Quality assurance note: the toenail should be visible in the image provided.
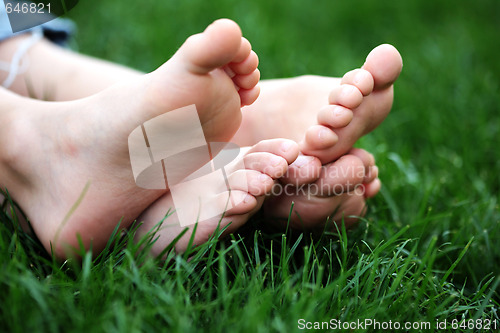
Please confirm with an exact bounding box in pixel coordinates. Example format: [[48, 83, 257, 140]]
[[244, 193, 254, 203], [318, 128, 332, 140], [353, 70, 367, 85], [342, 85, 356, 97], [369, 153, 376, 165], [271, 156, 283, 167], [281, 141, 294, 152], [332, 106, 347, 117], [259, 173, 269, 182], [293, 155, 315, 168]]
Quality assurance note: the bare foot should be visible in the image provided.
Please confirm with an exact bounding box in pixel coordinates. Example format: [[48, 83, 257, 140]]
[[233, 44, 403, 164], [265, 148, 380, 230], [0, 19, 260, 258], [259, 45, 402, 229], [299, 44, 402, 164], [135, 139, 299, 254]]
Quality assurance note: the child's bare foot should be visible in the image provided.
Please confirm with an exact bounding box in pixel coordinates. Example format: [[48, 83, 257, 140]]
[[298, 44, 402, 164], [233, 44, 403, 164], [0, 19, 260, 258], [259, 45, 402, 229], [265, 148, 380, 229], [135, 139, 299, 254]]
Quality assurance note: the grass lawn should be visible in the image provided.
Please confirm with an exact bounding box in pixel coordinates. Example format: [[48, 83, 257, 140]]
[[1, 0, 499, 332]]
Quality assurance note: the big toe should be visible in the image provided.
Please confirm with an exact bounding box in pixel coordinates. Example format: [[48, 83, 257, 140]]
[[348, 148, 376, 183], [315, 154, 366, 197], [178, 19, 243, 74], [362, 44, 403, 90]]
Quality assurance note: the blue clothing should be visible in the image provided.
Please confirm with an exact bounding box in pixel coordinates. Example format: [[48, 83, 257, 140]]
[[0, 4, 74, 45]]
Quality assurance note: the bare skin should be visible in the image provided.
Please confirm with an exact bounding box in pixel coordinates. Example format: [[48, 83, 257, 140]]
[[0, 26, 402, 256], [0, 19, 260, 258], [261, 45, 403, 229], [233, 44, 402, 162], [136, 46, 402, 252], [135, 139, 299, 254], [265, 148, 381, 230]]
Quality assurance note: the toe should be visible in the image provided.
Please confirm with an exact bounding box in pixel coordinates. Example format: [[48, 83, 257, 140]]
[[364, 165, 379, 183], [242, 152, 288, 178], [317, 105, 353, 129], [348, 148, 376, 182], [348, 148, 375, 166], [363, 178, 381, 198], [328, 84, 364, 109], [340, 69, 374, 96], [230, 50, 259, 75], [227, 170, 274, 197], [280, 155, 322, 186], [330, 193, 367, 228], [233, 69, 260, 90], [179, 19, 243, 74], [239, 86, 260, 106], [223, 190, 257, 215], [232, 37, 253, 63], [303, 125, 338, 150], [315, 154, 365, 196], [246, 139, 299, 165], [362, 44, 403, 90], [210, 189, 257, 218]]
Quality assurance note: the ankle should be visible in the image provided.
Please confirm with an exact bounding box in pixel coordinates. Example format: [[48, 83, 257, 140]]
[[0, 93, 37, 175]]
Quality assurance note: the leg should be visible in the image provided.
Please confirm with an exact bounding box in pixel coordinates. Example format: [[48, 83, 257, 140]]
[[0, 34, 142, 100]]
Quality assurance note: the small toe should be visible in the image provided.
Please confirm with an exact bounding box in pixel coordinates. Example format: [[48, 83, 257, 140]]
[[340, 68, 374, 96], [239, 86, 260, 106], [230, 50, 259, 75], [219, 190, 258, 215], [233, 69, 260, 90], [317, 105, 354, 129], [246, 139, 299, 165], [328, 84, 364, 109], [364, 165, 379, 183], [303, 125, 338, 151], [280, 155, 322, 186], [227, 170, 274, 197], [231, 37, 252, 63], [363, 178, 381, 198], [348, 148, 376, 181], [242, 152, 288, 178]]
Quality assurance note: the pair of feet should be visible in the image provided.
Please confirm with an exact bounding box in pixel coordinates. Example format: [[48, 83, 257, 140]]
[[0, 19, 402, 258]]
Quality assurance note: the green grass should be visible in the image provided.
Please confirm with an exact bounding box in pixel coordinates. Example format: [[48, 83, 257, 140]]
[[1, 0, 500, 332]]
